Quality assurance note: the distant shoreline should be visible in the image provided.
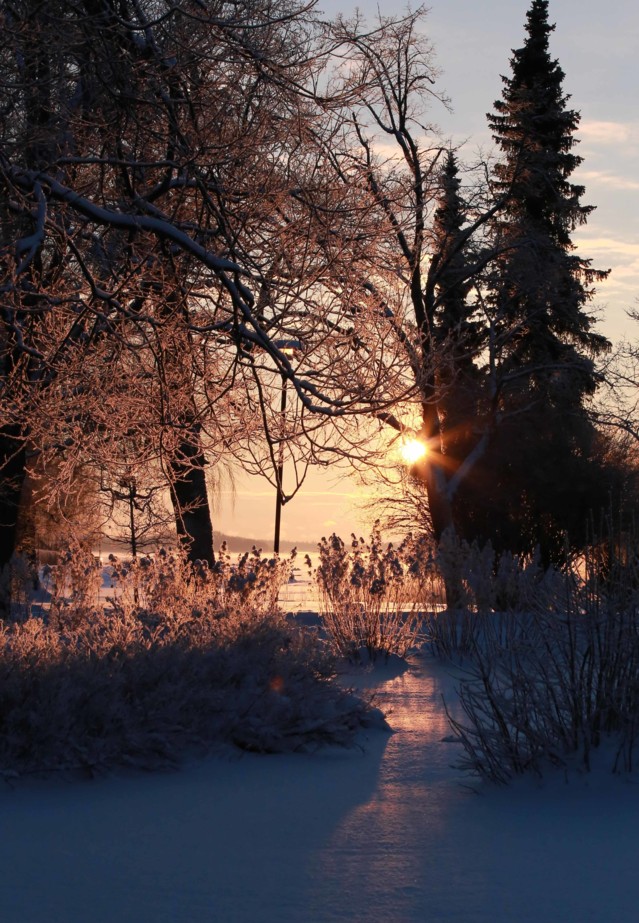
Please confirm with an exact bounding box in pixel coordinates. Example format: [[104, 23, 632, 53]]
[[92, 531, 317, 557], [215, 532, 317, 555]]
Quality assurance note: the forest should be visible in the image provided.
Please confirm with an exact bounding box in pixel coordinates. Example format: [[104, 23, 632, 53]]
[[1, 0, 639, 782]]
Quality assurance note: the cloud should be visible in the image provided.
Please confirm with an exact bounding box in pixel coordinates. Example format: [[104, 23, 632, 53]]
[[577, 236, 639, 258], [573, 234, 639, 309], [578, 170, 639, 192], [578, 120, 639, 146]]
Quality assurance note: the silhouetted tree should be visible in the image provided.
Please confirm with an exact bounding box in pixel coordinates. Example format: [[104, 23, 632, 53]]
[[429, 151, 483, 474], [467, 0, 611, 560], [324, 10, 504, 546], [326, 5, 612, 567]]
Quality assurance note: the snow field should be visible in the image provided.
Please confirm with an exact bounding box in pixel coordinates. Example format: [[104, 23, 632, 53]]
[[2, 656, 639, 923]]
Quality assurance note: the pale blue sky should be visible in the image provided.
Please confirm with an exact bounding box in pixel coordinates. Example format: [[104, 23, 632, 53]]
[[218, 0, 639, 547], [318, 0, 639, 339], [426, 0, 639, 338]]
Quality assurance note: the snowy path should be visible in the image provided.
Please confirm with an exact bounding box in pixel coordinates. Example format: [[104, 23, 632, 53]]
[[2, 657, 639, 923]]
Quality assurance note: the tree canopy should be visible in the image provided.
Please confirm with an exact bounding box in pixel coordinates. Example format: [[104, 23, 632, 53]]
[[0, 0, 622, 579]]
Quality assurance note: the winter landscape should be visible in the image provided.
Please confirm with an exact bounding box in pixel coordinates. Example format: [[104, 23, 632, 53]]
[[1, 0, 639, 920]]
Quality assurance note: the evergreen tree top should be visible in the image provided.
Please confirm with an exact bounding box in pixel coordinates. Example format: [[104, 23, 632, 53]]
[[510, 0, 563, 92], [522, 0, 554, 62], [433, 151, 464, 237], [487, 0, 586, 231], [485, 0, 609, 375], [491, 0, 566, 120]]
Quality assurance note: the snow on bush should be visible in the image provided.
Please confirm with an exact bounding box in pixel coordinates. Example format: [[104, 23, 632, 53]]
[[446, 533, 639, 781], [0, 549, 382, 779], [41, 543, 294, 626], [310, 526, 439, 661], [427, 530, 556, 657], [309, 524, 555, 663]]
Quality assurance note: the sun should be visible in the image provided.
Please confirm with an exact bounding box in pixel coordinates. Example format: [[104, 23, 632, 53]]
[[399, 437, 428, 465]]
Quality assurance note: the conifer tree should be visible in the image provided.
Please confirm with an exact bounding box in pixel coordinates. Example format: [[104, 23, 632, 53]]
[[473, 0, 611, 560], [430, 151, 482, 469]]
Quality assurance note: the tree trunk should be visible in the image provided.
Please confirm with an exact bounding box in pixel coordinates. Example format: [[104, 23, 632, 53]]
[[416, 455, 452, 541], [0, 428, 27, 567], [412, 407, 465, 610], [167, 424, 215, 566], [413, 401, 455, 541]]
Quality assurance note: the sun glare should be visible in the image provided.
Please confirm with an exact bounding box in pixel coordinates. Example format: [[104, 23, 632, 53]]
[[399, 438, 428, 465]]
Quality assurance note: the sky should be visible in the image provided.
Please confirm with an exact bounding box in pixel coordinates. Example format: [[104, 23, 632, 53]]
[[216, 0, 639, 549]]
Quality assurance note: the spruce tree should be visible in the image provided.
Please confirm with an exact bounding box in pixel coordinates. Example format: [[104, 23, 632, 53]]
[[430, 151, 482, 469], [473, 0, 610, 560]]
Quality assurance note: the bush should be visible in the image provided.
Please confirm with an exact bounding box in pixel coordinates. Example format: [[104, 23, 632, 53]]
[[310, 526, 439, 661], [44, 544, 105, 628], [445, 538, 639, 782], [37, 543, 294, 629], [309, 526, 563, 663], [0, 550, 381, 779], [426, 530, 554, 658]]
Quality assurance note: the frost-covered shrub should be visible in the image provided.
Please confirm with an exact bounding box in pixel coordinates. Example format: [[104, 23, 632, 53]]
[[426, 531, 551, 657], [0, 603, 381, 779], [435, 529, 550, 612], [446, 546, 639, 782], [0, 546, 382, 778], [310, 526, 437, 661], [214, 543, 294, 612], [43, 543, 104, 628], [311, 525, 555, 661], [37, 544, 293, 630], [434, 528, 474, 610]]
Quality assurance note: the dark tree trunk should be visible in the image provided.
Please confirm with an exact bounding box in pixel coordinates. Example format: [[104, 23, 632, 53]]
[[168, 424, 215, 566], [412, 406, 465, 610], [414, 403, 454, 541], [419, 458, 453, 541], [0, 428, 27, 604]]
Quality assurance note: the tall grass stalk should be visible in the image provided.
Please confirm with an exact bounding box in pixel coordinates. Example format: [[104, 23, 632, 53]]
[[311, 528, 441, 661]]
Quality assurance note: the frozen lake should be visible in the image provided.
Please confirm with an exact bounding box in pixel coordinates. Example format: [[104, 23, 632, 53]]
[[2, 655, 638, 922]]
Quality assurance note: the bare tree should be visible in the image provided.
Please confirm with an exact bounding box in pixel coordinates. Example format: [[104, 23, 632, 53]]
[[0, 0, 419, 583], [315, 9, 493, 540]]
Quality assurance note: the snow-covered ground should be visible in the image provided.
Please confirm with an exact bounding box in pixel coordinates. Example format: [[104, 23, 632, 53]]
[[2, 654, 638, 923]]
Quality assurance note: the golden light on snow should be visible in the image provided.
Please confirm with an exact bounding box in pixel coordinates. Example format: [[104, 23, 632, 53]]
[[399, 437, 428, 465]]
